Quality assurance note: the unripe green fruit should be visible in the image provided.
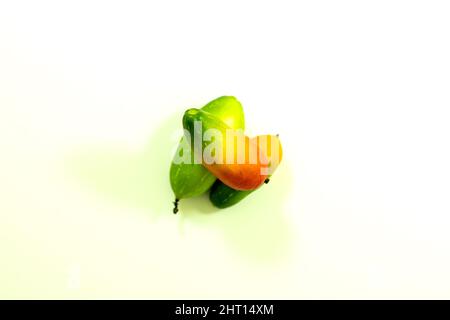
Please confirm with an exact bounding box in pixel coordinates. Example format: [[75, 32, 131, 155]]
[[170, 96, 245, 213]]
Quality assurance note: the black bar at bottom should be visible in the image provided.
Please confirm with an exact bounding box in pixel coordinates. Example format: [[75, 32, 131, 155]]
[[0, 300, 447, 318]]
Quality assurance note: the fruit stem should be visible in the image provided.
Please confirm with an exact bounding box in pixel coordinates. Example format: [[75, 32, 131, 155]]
[[264, 178, 270, 184], [173, 198, 179, 214]]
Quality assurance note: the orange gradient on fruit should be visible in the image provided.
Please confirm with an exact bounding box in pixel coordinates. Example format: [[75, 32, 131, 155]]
[[203, 134, 269, 191]]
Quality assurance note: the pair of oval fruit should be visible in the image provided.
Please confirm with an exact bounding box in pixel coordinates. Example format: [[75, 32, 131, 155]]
[[169, 96, 283, 213]]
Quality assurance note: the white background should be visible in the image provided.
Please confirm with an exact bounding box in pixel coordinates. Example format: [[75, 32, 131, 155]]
[[1, 0, 450, 298]]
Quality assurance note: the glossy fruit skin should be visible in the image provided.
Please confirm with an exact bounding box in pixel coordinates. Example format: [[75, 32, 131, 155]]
[[170, 96, 244, 200], [170, 143, 217, 199], [202, 96, 245, 129], [209, 181, 254, 209], [209, 135, 283, 208], [183, 109, 268, 191]]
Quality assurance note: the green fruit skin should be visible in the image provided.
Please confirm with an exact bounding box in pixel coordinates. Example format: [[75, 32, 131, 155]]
[[202, 96, 245, 130], [182, 108, 232, 147], [209, 180, 255, 209], [170, 139, 217, 199], [170, 96, 244, 200]]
